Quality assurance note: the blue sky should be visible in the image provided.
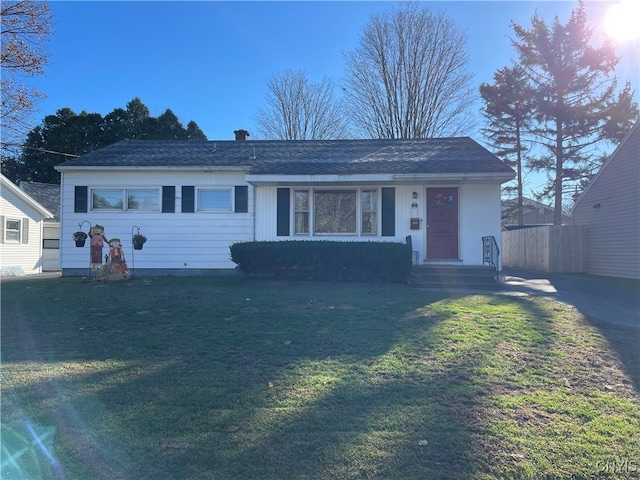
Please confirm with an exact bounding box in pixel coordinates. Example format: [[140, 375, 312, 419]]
[[33, 1, 638, 137], [31, 1, 639, 194]]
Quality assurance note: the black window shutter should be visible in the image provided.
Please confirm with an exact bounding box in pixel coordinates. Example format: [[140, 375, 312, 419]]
[[182, 186, 195, 213], [235, 186, 248, 213], [162, 186, 175, 213], [381, 187, 395, 237], [74, 186, 88, 213], [276, 188, 290, 236]]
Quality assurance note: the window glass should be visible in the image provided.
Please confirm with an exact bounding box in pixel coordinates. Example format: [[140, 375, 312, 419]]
[[92, 189, 124, 210], [314, 190, 357, 234], [127, 189, 159, 211], [43, 239, 60, 249], [198, 189, 232, 211], [5, 219, 20, 242], [294, 190, 309, 234], [361, 189, 377, 234]]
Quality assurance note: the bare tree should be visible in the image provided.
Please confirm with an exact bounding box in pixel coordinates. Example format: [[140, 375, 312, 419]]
[[343, 2, 475, 139], [255, 69, 349, 140], [1, 1, 53, 152]]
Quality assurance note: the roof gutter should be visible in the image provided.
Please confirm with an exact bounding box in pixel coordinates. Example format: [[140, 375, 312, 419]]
[[246, 172, 515, 186], [392, 172, 515, 184], [55, 165, 250, 172]]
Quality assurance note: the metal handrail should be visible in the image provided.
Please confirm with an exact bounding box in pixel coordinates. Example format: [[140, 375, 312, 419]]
[[482, 235, 500, 271]]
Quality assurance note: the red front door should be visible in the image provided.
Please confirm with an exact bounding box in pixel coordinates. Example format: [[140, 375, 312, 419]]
[[426, 188, 459, 259]]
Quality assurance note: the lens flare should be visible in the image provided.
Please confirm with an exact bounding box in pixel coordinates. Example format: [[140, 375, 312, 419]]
[[604, 0, 640, 42]]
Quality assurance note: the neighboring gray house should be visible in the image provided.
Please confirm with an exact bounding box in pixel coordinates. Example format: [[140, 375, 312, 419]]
[[19, 181, 61, 271], [501, 196, 572, 227], [572, 122, 639, 279], [55, 135, 515, 276]]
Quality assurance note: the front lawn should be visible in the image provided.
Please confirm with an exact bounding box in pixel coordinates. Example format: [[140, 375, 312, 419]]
[[2, 277, 638, 479]]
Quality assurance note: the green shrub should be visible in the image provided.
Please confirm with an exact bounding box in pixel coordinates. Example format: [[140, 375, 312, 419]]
[[230, 240, 412, 283]]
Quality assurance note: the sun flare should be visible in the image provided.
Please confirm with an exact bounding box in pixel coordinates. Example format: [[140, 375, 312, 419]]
[[604, 0, 640, 42]]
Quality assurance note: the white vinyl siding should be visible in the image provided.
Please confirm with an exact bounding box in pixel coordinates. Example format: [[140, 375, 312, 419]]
[[0, 189, 45, 275], [60, 171, 507, 273], [255, 183, 503, 268], [60, 171, 253, 271]]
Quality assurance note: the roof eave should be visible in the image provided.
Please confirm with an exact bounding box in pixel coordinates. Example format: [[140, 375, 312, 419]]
[[246, 172, 515, 186], [55, 165, 250, 172], [1, 175, 55, 219]]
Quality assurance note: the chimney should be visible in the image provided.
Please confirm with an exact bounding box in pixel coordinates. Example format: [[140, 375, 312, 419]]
[[234, 129, 250, 141]]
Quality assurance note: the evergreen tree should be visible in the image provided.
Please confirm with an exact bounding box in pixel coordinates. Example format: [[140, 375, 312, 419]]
[[186, 121, 207, 140], [1, 98, 208, 184], [512, 0, 638, 224], [480, 66, 534, 225]]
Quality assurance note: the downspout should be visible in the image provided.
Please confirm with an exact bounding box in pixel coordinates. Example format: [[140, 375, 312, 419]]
[[59, 173, 65, 274], [252, 184, 256, 241]]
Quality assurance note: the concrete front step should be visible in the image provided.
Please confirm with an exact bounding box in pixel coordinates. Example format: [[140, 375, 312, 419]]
[[408, 265, 499, 289]]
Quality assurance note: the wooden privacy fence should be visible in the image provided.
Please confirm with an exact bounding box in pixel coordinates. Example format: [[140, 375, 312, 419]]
[[501, 225, 587, 273]]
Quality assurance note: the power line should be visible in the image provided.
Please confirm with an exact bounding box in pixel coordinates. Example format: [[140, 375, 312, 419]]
[[21, 146, 80, 158], [1, 144, 80, 158]]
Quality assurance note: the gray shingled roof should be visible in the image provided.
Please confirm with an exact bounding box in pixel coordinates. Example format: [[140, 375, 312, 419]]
[[57, 138, 514, 176], [19, 181, 60, 221]]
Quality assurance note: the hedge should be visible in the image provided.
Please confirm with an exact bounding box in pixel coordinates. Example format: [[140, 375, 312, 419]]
[[230, 240, 412, 283]]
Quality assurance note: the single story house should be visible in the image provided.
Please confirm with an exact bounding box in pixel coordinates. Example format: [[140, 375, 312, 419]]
[[55, 132, 515, 276], [19, 181, 61, 271], [501, 196, 572, 227], [572, 122, 639, 280], [0, 174, 54, 276]]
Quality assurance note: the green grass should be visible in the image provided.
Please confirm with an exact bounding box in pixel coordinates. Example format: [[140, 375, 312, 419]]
[[2, 276, 639, 479]]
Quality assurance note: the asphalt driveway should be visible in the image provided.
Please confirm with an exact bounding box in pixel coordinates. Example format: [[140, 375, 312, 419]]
[[502, 268, 640, 328]]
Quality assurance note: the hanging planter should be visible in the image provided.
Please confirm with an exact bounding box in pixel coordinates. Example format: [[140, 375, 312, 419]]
[[132, 233, 147, 250], [72, 231, 88, 247]]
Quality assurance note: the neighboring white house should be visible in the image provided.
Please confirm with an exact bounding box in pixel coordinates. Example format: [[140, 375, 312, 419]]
[[55, 133, 515, 276], [572, 122, 639, 280], [1, 174, 54, 276]]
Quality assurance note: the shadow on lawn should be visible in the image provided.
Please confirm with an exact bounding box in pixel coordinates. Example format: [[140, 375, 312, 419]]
[[504, 268, 640, 390], [0, 279, 570, 479]]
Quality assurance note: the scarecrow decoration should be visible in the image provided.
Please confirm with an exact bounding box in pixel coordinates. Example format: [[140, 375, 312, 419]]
[[88, 225, 108, 271], [101, 238, 130, 281]]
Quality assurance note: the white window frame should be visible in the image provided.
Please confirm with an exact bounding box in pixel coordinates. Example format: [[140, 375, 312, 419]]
[[4, 218, 21, 243], [313, 188, 358, 235], [293, 187, 380, 237], [91, 188, 160, 212], [127, 189, 161, 211], [294, 189, 310, 235], [361, 189, 378, 235], [197, 188, 233, 212]]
